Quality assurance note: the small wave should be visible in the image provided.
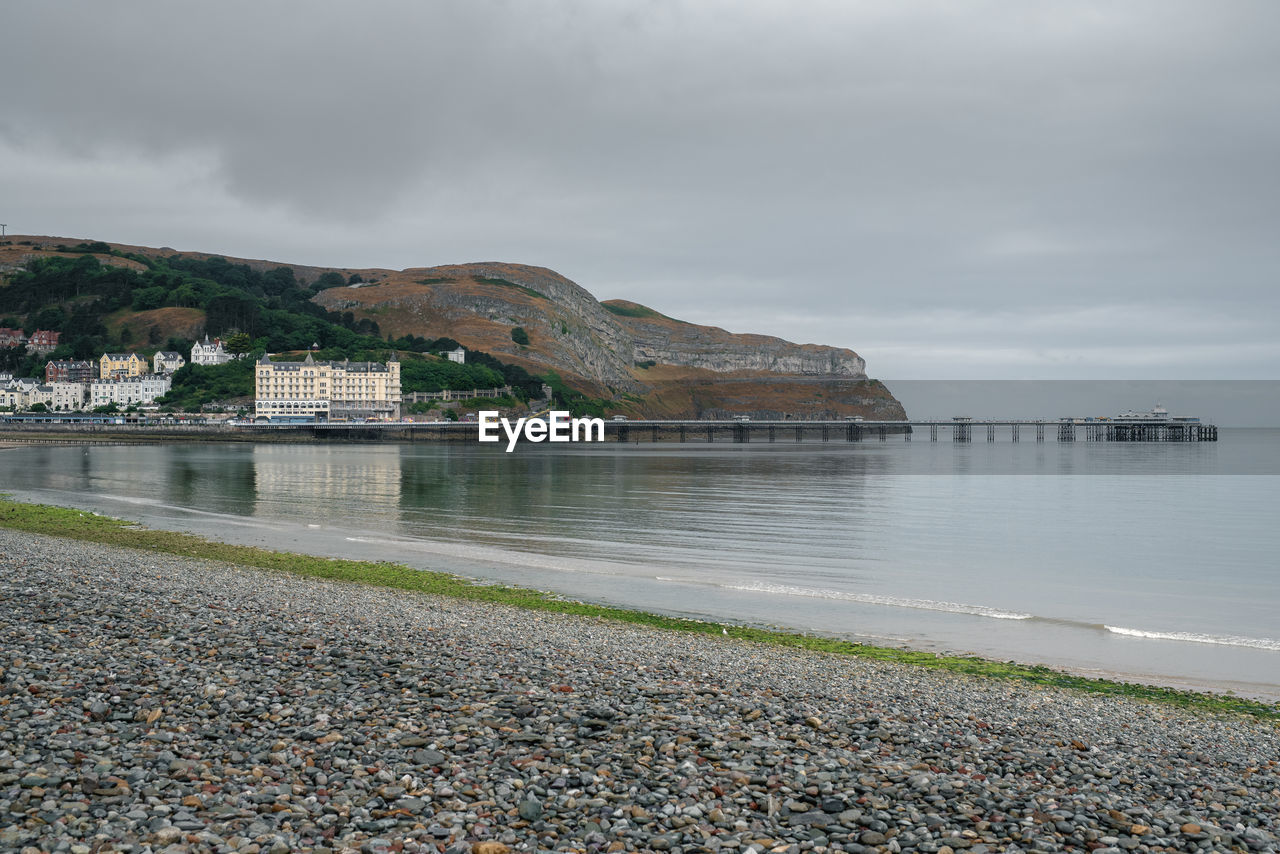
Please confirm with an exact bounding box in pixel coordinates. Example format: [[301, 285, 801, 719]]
[[343, 535, 624, 577], [89, 493, 164, 506], [722, 581, 1033, 620], [1105, 626, 1280, 651]]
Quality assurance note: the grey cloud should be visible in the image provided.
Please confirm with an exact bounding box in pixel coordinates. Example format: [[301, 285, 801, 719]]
[[3, 1, 1279, 379]]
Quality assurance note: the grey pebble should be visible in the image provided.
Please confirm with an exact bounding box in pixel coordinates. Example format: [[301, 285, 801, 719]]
[[1, 528, 1277, 854]]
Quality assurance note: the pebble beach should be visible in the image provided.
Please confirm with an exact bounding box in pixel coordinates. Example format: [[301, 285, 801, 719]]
[[1, 529, 1277, 854]]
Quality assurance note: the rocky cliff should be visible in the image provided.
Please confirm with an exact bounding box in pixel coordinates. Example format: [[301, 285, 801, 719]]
[[336, 263, 644, 391], [606, 300, 866, 377], [313, 262, 902, 419]]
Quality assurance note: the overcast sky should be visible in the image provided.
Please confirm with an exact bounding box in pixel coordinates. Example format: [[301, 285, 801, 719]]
[[3, 1, 1278, 380]]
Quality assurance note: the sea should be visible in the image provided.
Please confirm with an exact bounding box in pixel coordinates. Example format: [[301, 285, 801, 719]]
[[3, 430, 1277, 700]]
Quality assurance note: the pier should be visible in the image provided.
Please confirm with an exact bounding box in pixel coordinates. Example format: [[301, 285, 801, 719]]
[[579, 418, 1219, 444], [264, 417, 1219, 443], [0, 417, 1218, 444]]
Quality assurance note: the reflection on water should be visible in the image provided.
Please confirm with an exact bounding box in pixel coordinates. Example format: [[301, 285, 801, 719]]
[[3, 435, 1278, 698], [252, 445, 403, 524]]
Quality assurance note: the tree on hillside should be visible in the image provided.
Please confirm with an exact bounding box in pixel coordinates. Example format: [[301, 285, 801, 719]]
[[312, 272, 346, 291], [511, 326, 530, 346], [224, 331, 253, 357], [165, 336, 192, 356], [169, 283, 200, 307], [131, 286, 168, 311], [262, 266, 297, 296], [31, 306, 67, 331], [205, 294, 259, 337], [0, 346, 28, 372]]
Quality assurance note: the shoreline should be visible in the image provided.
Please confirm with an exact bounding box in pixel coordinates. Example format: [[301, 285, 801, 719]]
[[1, 524, 1277, 853], [1, 495, 1276, 721], [5, 485, 1280, 708]]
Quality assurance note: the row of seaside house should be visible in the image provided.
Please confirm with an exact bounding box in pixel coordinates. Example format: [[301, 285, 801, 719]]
[[0, 373, 172, 411], [0, 336, 238, 411]]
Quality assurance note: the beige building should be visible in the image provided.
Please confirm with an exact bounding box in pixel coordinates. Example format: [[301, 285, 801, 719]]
[[255, 353, 401, 421], [100, 352, 148, 379], [0, 379, 38, 410]]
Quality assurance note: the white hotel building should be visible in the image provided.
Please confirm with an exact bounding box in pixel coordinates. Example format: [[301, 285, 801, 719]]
[[255, 353, 401, 420]]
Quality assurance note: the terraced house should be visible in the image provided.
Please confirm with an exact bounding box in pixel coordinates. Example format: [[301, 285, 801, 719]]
[[30, 382, 88, 411], [89, 375, 171, 409], [255, 353, 401, 421], [45, 359, 95, 383]]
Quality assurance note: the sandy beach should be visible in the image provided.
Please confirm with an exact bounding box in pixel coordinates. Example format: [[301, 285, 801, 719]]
[[1, 528, 1277, 853]]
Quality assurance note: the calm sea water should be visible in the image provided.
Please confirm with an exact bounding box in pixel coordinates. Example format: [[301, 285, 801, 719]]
[[3, 430, 1278, 699]]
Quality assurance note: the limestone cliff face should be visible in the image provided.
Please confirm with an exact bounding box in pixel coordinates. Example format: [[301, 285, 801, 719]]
[[606, 300, 866, 377]]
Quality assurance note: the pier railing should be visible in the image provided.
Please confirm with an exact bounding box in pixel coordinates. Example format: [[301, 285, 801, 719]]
[[264, 418, 1220, 443], [0, 418, 1218, 443]]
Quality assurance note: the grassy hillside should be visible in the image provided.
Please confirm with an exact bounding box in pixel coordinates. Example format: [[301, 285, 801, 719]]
[[0, 240, 551, 408]]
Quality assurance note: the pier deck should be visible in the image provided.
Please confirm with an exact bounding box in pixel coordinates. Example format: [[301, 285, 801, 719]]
[[274, 418, 1220, 443], [0, 418, 1219, 444]]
